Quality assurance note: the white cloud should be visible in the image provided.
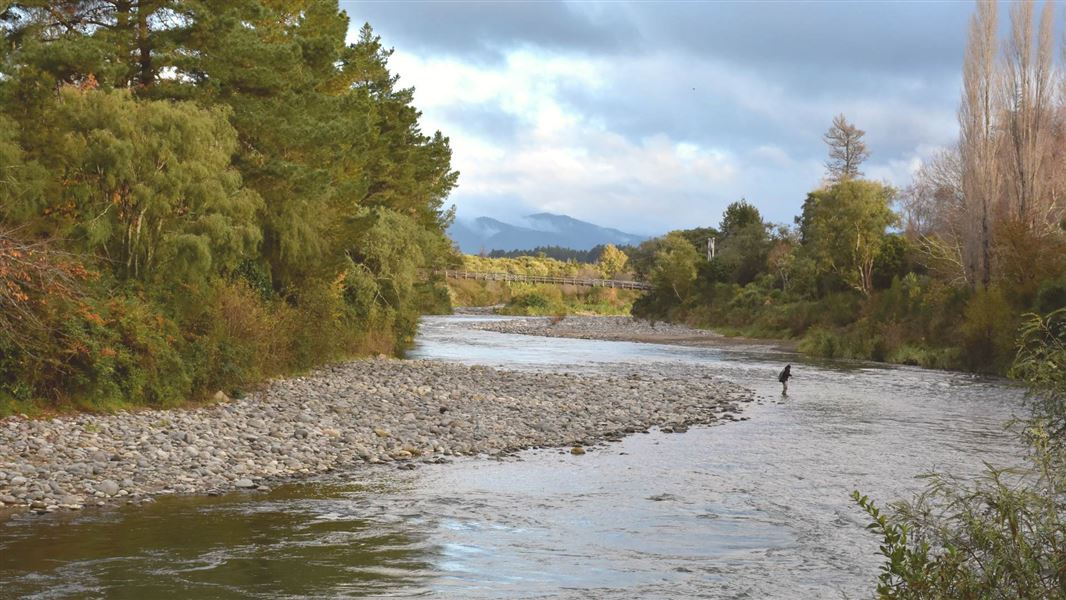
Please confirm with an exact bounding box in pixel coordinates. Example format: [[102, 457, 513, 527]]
[[386, 41, 959, 235]]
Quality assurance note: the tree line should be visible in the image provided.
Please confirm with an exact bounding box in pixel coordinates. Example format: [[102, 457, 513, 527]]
[[0, 1, 458, 413], [484, 244, 634, 265], [631, 0, 1065, 376]]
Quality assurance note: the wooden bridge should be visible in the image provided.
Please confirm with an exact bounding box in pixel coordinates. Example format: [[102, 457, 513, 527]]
[[438, 270, 652, 291]]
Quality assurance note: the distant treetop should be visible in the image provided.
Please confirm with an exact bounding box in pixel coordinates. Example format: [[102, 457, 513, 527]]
[[823, 113, 869, 184]]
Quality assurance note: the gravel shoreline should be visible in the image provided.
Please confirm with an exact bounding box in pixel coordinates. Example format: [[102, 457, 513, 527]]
[[472, 315, 716, 339], [472, 315, 797, 350], [0, 358, 751, 517]]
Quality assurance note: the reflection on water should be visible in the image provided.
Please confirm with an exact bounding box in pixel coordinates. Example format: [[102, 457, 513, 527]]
[[0, 316, 1025, 599], [0, 483, 436, 599]]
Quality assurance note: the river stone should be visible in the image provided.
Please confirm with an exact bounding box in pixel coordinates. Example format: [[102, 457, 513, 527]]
[[234, 479, 256, 489], [96, 480, 120, 496]]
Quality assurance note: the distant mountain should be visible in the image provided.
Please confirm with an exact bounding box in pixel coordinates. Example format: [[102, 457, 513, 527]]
[[448, 213, 649, 254]]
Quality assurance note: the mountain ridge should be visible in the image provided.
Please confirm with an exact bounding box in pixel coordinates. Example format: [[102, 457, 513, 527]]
[[448, 213, 649, 254]]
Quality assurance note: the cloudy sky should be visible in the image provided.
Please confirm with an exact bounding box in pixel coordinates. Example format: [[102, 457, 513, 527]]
[[340, 1, 975, 236]]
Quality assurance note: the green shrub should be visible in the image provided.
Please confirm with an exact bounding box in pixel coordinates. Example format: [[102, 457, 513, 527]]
[[501, 285, 562, 315], [1034, 277, 1066, 315], [960, 287, 1018, 373], [414, 281, 453, 315], [889, 344, 960, 370], [800, 327, 844, 358], [53, 294, 192, 411]]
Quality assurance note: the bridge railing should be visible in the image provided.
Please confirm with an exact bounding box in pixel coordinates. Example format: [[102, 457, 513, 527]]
[[437, 270, 652, 290]]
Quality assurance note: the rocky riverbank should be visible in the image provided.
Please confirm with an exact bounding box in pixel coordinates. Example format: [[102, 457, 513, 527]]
[[472, 315, 713, 339], [0, 358, 751, 517], [472, 316, 797, 351]]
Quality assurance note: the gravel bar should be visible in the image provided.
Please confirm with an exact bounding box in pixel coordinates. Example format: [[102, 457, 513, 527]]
[[473, 316, 721, 340], [0, 358, 751, 516], [473, 316, 797, 351]]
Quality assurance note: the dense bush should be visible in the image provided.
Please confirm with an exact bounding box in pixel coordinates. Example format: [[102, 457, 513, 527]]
[[493, 283, 636, 317], [461, 254, 588, 277], [0, 5, 459, 414]]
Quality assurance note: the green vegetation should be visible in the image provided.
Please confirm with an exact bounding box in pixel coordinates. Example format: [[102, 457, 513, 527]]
[[447, 252, 639, 316], [461, 254, 585, 277], [597, 244, 629, 279], [486, 244, 632, 263], [497, 284, 637, 317], [0, 3, 457, 415]]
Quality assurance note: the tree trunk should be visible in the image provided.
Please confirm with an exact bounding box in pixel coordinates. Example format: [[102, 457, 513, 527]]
[[136, 1, 153, 88]]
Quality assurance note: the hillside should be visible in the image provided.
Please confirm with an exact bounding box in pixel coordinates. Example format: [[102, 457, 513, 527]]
[[449, 213, 648, 253]]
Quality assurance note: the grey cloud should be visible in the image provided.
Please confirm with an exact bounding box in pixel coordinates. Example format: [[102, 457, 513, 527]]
[[636, 2, 969, 78], [343, 0, 640, 62], [347, 1, 970, 77], [557, 57, 959, 164]]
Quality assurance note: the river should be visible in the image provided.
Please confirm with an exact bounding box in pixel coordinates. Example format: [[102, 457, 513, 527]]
[[0, 315, 1024, 599]]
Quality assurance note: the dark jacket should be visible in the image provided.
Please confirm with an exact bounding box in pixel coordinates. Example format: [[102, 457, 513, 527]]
[[778, 365, 792, 383]]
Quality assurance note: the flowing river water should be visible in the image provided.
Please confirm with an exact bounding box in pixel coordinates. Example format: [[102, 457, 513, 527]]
[[0, 315, 1025, 599]]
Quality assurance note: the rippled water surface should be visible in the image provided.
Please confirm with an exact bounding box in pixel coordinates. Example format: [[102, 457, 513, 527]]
[[0, 316, 1025, 599]]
